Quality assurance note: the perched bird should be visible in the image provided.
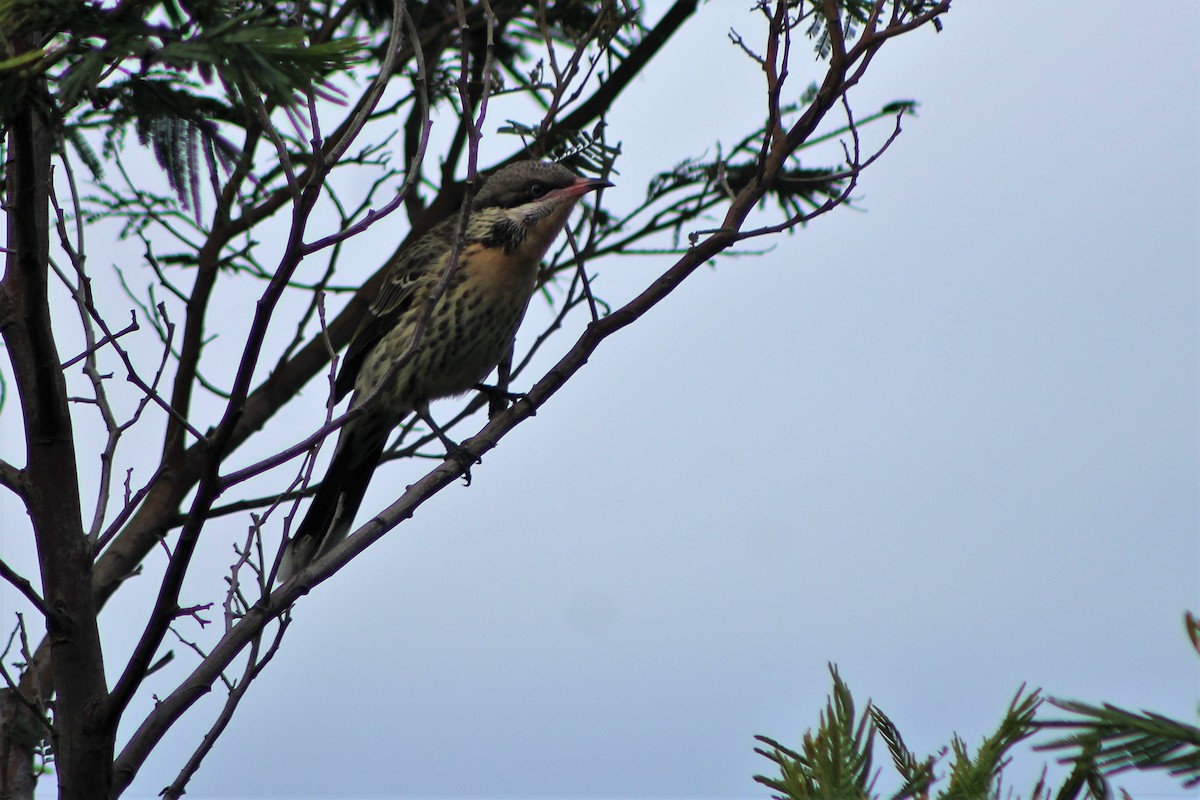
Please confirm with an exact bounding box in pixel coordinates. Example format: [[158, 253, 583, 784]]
[[280, 161, 610, 579]]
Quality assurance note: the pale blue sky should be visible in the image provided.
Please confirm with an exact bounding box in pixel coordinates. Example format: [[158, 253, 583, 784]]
[[2, 1, 1196, 798]]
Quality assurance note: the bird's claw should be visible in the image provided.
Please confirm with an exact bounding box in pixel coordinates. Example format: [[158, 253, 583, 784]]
[[447, 442, 482, 485], [475, 383, 527, 403], [474, 382, 532, 417]]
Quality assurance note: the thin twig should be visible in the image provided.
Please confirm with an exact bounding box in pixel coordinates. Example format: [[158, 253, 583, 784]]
[[159, 619, 289, 800], [0, 561, 48, 617], [60, 317, 140, 369], [0, 619, 53, 736]]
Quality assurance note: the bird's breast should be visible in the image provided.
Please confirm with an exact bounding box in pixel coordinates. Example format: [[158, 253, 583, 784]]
[[459, 241, 540, 295]]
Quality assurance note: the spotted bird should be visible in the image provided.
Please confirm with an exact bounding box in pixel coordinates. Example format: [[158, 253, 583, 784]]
[[280, 161, 611, 578]]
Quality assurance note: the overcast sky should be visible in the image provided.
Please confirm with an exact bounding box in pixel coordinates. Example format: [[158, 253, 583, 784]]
[[2, 1, 1197, 798]]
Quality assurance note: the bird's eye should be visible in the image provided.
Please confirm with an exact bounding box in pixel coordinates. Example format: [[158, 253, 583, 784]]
[[528, 183, 547, 199]]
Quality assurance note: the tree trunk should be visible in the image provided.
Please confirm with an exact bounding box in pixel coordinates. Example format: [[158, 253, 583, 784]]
[[1, 80, 114, 800], [0, 690, 37, 800]]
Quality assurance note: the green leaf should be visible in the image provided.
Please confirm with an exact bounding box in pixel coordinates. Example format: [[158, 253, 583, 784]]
[[869, 705, 936, 800], [753, 665, 878, 800], [940, 686, 1041, 800], [1037, 698, 1200, 789]]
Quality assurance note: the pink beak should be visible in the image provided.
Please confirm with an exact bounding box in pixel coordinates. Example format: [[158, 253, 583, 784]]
[[550, 176, 613, 200]]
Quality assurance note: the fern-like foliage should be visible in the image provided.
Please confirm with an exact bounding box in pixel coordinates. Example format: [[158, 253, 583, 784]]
[[0, 0, 362, 207], [494, 0, 644, 79], [497, 118, 621, 179], [657, 161, 845, 214], [1037, 699, 1200, 790], [870, 705, 937, 800], [799, 0, 948, 59], [939, 687, 1041, 799], [95, 77, 241, 211], [1034, 612, 1200, 795], [639, 97, 918, 243], [762, 613, 1200, 800], [753, 665, 878, 800], [754, 669, 1045, 800], [154, 14, 361, 105]]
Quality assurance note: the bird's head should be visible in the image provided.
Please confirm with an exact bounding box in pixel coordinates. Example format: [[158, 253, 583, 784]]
[[471, 161, 612, 258], [474, 161, 612, 212]]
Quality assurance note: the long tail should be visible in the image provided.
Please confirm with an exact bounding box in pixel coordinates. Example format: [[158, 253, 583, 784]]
[[279, 421, 388, 581]]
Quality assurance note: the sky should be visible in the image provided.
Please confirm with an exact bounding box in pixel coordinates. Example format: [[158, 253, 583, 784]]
[[1, 1, 1198, 798]]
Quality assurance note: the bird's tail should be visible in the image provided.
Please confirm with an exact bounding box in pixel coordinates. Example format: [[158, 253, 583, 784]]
[[278, 422, 387, 581]]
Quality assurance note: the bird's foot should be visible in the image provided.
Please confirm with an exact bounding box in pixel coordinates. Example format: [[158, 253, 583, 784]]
[[445, 441, 482, 485], [474, 382, 533, 417], [417, 405, 482, 485]]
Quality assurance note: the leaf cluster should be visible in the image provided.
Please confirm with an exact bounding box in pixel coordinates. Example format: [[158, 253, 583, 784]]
[[797, 0, 947, 58], [762, 614, 1200, 800], [0, 0, 362, 204], [1034, 612, 1200, 794], [492, 0, 642, 74], [497, 118, 620, 179], [755, 665, 1043, 800], [638, 97, 920, 247], [754, 666, 880, 799]]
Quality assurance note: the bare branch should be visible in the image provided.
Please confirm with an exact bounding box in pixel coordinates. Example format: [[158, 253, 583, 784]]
[[113, 79, 864, 783], [323, 0, 409, 168], [548, 0, 699, 153], [0, 619, 52, 738], [0, 562, 47, 618], [60, 317, 139, 370], [158, 621, 288, 800], [103, 0, 417, 736], [0, 462, 24, 496], [218, 403, 367, 490]]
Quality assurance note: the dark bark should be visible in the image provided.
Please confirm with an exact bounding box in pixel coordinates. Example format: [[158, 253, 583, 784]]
[[0, 90, 114, 799], [0, 691, 38, 800]]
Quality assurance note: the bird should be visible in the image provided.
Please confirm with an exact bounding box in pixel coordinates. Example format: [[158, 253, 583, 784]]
[[279, 160, 611, 579]]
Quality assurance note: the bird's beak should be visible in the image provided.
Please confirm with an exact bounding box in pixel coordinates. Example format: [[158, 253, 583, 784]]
[[551, 176, 614, 200]]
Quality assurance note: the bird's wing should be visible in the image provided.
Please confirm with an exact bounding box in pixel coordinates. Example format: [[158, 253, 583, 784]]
[[334, 236, 445, 402]]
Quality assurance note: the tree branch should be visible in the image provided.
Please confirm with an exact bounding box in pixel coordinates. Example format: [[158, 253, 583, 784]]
[[0, 62, 112, 799], [549, 0, 698, 150], [103, 0, 413, 735], [0, 562, 47, 618], [111, 19, 895, 768]]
